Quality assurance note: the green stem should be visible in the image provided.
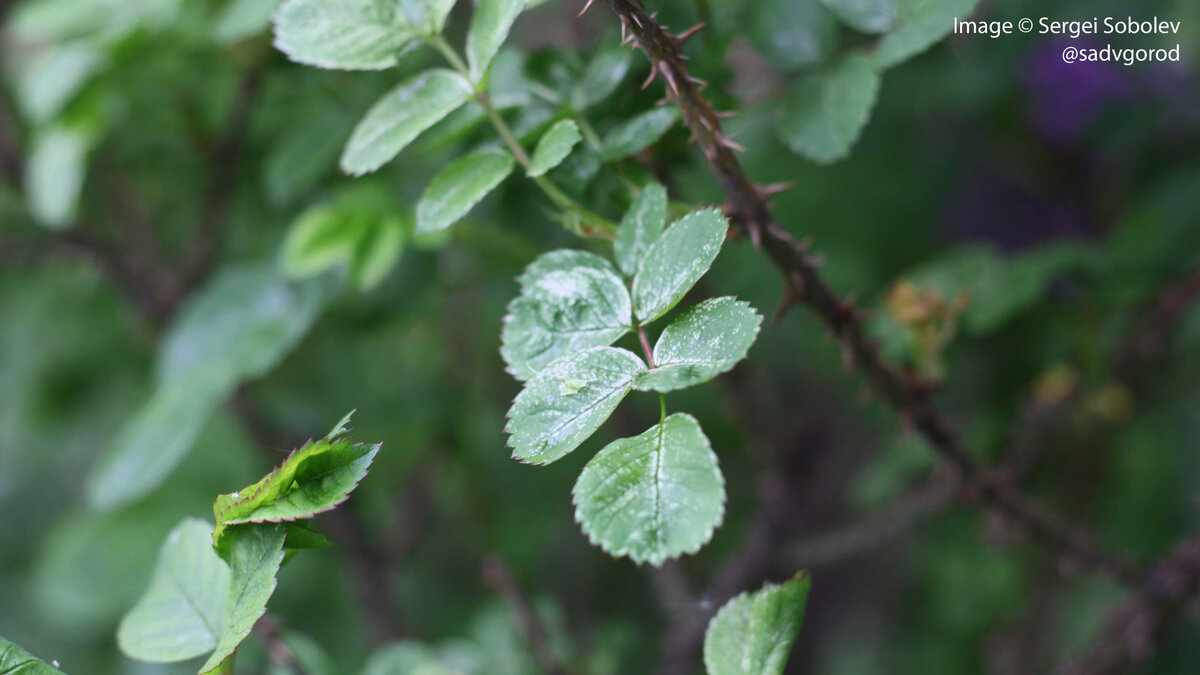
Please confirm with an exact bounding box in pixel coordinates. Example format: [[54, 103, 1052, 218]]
[[428, 36, 617, 237], [659, 394, 667, 423], [574, 114, 604, 151]]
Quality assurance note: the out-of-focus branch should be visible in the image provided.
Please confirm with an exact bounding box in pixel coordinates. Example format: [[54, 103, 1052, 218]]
[[1058, 531, 1200, 675], [482, 554, 575, 675], [179, 71, 261, 293], [1114, 261, 1200, 380], [595, 0, 1139, 586]]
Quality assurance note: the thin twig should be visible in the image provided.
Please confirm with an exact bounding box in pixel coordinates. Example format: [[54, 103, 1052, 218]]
[[1058, 531, 1200, 675], [598, 0, 1140, 586]]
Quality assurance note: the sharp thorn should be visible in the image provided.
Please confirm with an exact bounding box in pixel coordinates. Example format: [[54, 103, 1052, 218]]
[[640, 68, 658, 90], [661, 65, 680, 96], [757, 181, 796, 199], [675, 22, 706, 45], [632, 13, 643, 28], [714, 110, 739, 119], [717, 133, 745, 153], [578, 0, 597, 16], [688, 75, 708, 88]]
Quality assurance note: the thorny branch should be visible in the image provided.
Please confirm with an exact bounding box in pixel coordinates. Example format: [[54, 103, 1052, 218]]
[[596, 0, 1140, 585]]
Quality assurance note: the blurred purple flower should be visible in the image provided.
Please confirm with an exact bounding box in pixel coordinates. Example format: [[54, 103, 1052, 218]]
[[943, 171, 1096, 252], [1024, 39, 1131, 143]]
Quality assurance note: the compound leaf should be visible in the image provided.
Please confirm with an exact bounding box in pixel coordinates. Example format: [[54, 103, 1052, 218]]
[[506, 346, 645, 464], [635, 297, 762, 393], [273, 0, 416, 71], [573, 413, 725, 565], [340, 69, 473, 176], [501, 250, 632, 380], [632, 208, 727, 323], [117, 518, 231, 663], [527, 119, 581, 177], [613, 182, 667, 277], [703, 574, 811, 675], [416, 147, 514, 234], [466, 0, 526, 83], [199, 524, 287, 673], [778, 53, 880, 164]]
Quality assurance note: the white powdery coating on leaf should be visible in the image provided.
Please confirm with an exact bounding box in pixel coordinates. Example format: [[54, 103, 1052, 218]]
[[613, 182, 667, 277], [501, 250, 632, 380], [635, 296, 762, 393], [505, 346, 645, 464], [632, 207, 728, 323], [572, 413, 726, 565]]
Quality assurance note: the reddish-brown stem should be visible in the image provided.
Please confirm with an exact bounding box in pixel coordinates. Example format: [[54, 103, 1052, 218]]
[[638, 324, 656, 368]]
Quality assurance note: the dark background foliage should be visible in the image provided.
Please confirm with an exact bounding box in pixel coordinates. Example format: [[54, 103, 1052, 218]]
[[2, 0, 1199, 672]]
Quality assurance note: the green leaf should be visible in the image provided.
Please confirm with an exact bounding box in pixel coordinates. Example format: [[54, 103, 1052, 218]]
[[215, 0, 280, 43], [212, 435, 380, 547], [570, 46, 634, 111], [870, 0, 980, 69], [272, 0, 416, 71], [398, 0, 457, 35], [340, 69, 474, 176], [613, 182, 667, 276], [632, 208, 728, 323], [601, 107, 679, 161], [573, 413, 725, 565], [500, 250, 632, 380], [506, 346, 645, 465], [85, 371, 231, 510], [200, 523, 288, 673], [26, 122, 94, 229], [281, 203, 370, 278], [748, 0, 838, 70], [350, 215, 406, 290], [0, 635, 66, 673], [703, 574, 812, 675], [416, 147, 515, 234], [635, 297, 762, 393], [778, 53, 880, 164], [819, 0, 897, 33], [15, 42, 104, 123], [283, 522, 333, 550], [118, 518, 231, 663], [527, 119, 581, 177], [466, 0, 526, 83], [158, 263, 326, 385], [87, 264, 325, 510]]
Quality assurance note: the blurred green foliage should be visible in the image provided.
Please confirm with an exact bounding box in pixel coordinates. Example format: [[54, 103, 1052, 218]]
[[2, 0, 1200, 672]]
